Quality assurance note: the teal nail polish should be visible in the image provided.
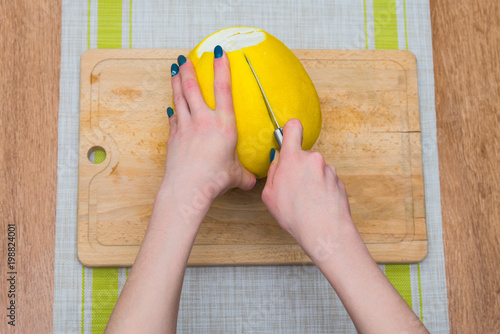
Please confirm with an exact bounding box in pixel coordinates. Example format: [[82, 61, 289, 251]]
[[214, 45, 223, 59], [270, 148, 276, 162], [171, 63, 179, 77], [167, 107, 174, 118], [177, 55, 186, 66]]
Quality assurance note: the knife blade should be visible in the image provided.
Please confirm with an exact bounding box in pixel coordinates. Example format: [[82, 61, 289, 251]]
[[241, 51, 284, 148]]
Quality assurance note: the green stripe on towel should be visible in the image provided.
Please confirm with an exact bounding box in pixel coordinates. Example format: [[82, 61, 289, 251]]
[[81, 267, 86, 334], [92, 268, 119, 333], [385, 264, 412, 307], [90, 147, 114, 329], [363, 0, 369, 49], [129, 0, 133, 48], [97, 0, 123, 49], [370, 0, 419, 314], [89, 1, 124, 332], [373, 0, 399, 49], [418, 263, 424, 322]]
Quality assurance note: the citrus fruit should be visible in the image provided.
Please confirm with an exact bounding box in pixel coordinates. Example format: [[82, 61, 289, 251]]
[[188, 27, 322, 178]]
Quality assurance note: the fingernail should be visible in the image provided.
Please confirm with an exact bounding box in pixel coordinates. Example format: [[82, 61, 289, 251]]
[[214, 45, 223, 59], [167, 107, 174, 118], [171, 63, 179, 77], [270, 148, 276, 162], [177, 55, 186, 66]]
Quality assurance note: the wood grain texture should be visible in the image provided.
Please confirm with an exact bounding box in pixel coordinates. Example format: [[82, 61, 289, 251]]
[[77, 49, 426, 266], [430, 0, 500, 332], [0, 0, 61, 333]]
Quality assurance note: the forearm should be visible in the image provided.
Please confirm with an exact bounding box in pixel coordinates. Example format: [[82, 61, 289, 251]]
[[304, 221, 428, 334], [105, 186, 209, 334]]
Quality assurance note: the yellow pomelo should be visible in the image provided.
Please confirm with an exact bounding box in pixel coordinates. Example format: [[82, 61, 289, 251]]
[[188, 27, 321, 178]]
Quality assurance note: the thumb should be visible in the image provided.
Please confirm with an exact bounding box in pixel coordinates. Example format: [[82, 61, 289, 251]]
[[237, 165, 258, 191], [281, 119, 303, 153], [265, 148, 280, 186]]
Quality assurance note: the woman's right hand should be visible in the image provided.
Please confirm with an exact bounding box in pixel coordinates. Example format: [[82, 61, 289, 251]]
[[263, 121, 429, 333], [262, 119, 355, 258]]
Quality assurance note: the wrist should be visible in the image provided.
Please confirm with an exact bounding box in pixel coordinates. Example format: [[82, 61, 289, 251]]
[[158, 178, 213, 214], [299, 218, 364, 267], [147, 185, 211, 237], [306, 220, 381, 293], [136, 186, 212, 269], [160, 170, 227, 202]]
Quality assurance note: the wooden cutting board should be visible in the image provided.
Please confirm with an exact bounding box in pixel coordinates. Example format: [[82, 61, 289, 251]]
[[77, 49, 427, 267]]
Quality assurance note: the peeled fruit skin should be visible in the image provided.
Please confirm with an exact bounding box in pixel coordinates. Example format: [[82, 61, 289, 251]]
[[187, 27, 322, 178]]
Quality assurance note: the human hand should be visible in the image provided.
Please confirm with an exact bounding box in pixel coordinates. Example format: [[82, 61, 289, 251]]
[[262, 119, 355, 256], [262, 121, 429, 333], [162, 46, 257, 207]]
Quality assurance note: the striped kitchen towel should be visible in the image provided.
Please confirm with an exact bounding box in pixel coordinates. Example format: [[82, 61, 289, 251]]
[[54, 0, 449, 333]]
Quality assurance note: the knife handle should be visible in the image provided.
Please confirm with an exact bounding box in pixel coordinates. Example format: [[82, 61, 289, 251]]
[[274, 127, 284, 149]]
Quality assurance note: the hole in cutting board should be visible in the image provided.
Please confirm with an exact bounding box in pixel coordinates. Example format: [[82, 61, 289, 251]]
[[88, 146, 106, 164]]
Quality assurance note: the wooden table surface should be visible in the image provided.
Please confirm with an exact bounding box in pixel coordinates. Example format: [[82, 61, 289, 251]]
[[0, 0, 498, 332]]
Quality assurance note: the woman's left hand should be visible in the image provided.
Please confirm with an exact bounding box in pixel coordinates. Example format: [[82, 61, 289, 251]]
[[162, 46, 256, 208]]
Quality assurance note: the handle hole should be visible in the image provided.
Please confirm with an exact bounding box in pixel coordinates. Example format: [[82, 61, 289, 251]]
[[88, 146, 106, 164]]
